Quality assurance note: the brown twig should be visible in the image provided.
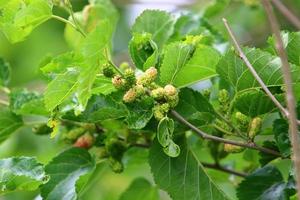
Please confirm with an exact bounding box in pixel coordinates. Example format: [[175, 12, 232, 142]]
[[261, 1, 300, 198], [170, 110, 281, 156], [222, 18, 289, 118], [270, 0, 300, 29], [202, 162, 248, 178]]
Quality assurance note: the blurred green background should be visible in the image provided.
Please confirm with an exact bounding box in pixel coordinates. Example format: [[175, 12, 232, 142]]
[[0, 0, 299, 199]]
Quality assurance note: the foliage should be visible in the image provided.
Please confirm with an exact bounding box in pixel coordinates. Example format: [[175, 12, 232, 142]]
[[0, 0, 299, 199]]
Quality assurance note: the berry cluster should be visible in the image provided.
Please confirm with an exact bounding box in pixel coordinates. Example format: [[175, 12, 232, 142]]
[[109, 65, 179, 121]]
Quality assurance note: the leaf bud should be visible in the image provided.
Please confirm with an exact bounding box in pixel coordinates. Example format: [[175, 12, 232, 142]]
[[224, 143, 244, 153], [123, 88, 137, 103], [248, 117, 262, 140], [73, 133, 94, 149]]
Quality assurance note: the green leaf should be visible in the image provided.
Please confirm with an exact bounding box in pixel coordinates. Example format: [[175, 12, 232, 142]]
[[40, 148, 96, 200], [119, 177, 159, 200], [204, 0, 230, 18], [0, 0, 52, 43], [129, 32, 158, 71], [9, 89, 48, 116], [237, 165, 295, 200], [44, 68, 79, 111], [175, 88, 215, 125], [233, 89, 283, 117], [157, 117, 174, 147], [41, 52, 84, 75], [0, 58, 11, 86], [0, 106, 23, 143], [75, 94, 128, 123], [216, 48, 300, 92], [268, 32, 300, 66], [0, 157, 47, 194], [132, 10, 175, 48], [149, 138, 230, 200], [159, 42, 194, 85], [259, 141, 280, 166], [173, 44, 220, 87], [273, 119, 291, 157], [75, 20, 114, 114], [126, 97, 154, 129], [91, 75, 116, 95]]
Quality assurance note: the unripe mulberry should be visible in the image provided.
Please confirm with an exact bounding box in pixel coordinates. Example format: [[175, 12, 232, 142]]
[[153, 103, 170, 120], [164, 84, 177, 96], [151, 87, 165, 100], [102, 63, 115, 78], [124, 68, 136, 86], [64, 127, 85, 141], [248, 117, 262, 140], [112, 75, 125, 90], [134, 84, 146, 97], [224, 143, 244, 153], [123, 88, 137, 103], [73, 133, 94, 149], [145, 67, 157, 80], [166, 93, 179, 108], [109, 157, 124, 173], [235, 112, 250, 132]]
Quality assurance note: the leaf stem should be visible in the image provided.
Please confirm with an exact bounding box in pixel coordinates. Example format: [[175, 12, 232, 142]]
[[0, 99, 9, 106], [51, 15, 86, 37], [270, 0, 300, 29], [170, 110, 281, 156], [261, 0, 300, 198], [201, 162, 248, 178], [0, 87, 11, 94], [222, 18, 289, 119], [65, 0, 87, 37]]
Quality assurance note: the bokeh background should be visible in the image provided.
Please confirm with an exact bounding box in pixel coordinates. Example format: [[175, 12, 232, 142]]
[[0, 0, 299, 199]]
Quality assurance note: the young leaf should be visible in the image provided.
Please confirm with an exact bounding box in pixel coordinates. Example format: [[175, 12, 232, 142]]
[[0, 106, 23, 144], [40, 148, 96, 200], [157, 117, 174, 147], [163, 140, 180, 158], [129, 32, 158, 71], [273, 119, 291, 157], [132, 10, 175, 48], [119, 177, 159, 200], [237, 165, 295, 200], [149, 138, 231, 200], [0, 157, 47, 194], [0, 0, 53, 43], [44, 68, 79, 111], [233, 89, 283, 117], [0, 58, 11, 86], [216, 48, 300, 92]]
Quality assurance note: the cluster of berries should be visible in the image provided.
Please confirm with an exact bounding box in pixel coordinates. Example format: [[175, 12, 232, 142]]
[[107, 64, 179, 120]]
